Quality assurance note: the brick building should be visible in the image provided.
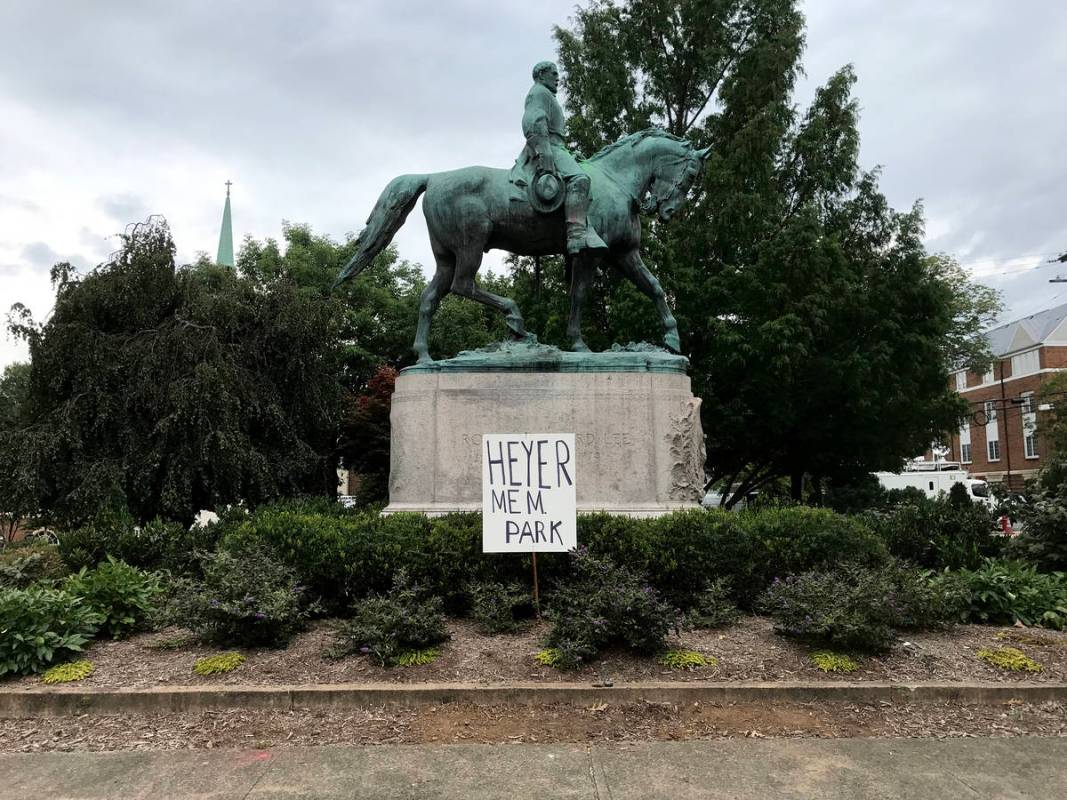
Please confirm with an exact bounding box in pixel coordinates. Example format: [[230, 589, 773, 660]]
[[944, 302, 1067, 491]]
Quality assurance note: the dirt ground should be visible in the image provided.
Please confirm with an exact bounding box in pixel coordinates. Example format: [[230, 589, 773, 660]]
[[1, 699, 1065, 752], [5, 616, 1067, 690]]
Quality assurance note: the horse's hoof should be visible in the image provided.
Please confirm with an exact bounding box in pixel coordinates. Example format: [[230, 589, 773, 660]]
[[664, 331, 681, 353], [416, 354, 434, 365], [571, 340, 591, 353]]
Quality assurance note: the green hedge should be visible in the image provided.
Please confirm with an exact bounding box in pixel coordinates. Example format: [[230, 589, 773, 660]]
[[216, 504, 887, 613]]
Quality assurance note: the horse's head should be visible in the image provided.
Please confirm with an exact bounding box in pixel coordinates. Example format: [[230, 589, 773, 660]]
[[643, 141, 712, 223]]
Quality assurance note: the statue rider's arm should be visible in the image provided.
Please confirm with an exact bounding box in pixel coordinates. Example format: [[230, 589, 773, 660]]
[[522, 93, 554, 174]]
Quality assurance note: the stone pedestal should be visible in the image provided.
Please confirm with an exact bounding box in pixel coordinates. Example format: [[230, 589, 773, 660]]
[[385, 360, 705, 516]]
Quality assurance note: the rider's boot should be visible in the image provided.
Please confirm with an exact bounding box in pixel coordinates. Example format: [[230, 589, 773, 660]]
[[565, 178, 608, 256]]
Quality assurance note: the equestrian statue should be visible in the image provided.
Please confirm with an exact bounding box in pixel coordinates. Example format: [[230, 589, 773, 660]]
[[334, 60, 711, 363]]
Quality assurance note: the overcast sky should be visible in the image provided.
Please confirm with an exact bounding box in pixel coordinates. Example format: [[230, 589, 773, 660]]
[[1, 0, 1063, 369]]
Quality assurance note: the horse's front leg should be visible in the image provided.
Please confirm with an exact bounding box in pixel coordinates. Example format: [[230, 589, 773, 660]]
[[566, 254, 595, 352], [615, 249, 680, 353]]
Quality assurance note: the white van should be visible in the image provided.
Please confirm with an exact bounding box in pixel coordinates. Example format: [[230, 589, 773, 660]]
[[874, 461, 994, 508]]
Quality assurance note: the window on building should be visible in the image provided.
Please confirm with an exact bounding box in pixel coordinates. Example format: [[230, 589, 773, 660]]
[[955, 371, 967, 392], [1022, 392, 1038, 460], [984, 400, 1000, 461], [959, 419, 972, 464], [1011, 349, 1040, 377], [983, 368, 995, 385]]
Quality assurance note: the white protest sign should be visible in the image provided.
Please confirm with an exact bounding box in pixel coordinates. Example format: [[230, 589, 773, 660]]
[[482, 433, 577, 553]]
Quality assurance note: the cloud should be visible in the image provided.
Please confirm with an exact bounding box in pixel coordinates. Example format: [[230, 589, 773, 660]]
[[19, 241, 60, 271], [98, 193, 147, 224], [0, 0, 1064, 369]]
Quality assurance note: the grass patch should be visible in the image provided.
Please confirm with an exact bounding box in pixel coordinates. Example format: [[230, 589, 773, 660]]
[[41, 660, 94, 684], [193, 652, 246, 676], [977, 646, 1042, 673], [658, 649, 717, 670], [810, 651, 859, 673], [394, 648, 440, 667], [995, 630, 1063, 648], [143, 633, 198, 651]]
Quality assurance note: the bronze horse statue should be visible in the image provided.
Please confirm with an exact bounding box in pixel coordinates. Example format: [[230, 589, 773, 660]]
[[335, 128, 710, 363]]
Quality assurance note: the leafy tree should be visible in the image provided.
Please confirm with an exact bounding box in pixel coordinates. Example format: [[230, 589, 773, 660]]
[[237, 223, 512, 497], [338, 365, 397, 506], [4, 218, 345, 525], [238, 224, 513, 391], [0, 363, 29, 430], [551, 0, 998, 504]]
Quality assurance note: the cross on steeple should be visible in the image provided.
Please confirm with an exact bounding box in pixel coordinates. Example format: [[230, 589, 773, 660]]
[[225, 180, 232, 195]]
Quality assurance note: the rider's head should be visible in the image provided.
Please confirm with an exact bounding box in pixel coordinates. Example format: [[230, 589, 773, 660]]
[[532, 61, 559, 94]]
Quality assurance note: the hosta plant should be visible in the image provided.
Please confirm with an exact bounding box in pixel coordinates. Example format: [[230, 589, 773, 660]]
[[0, 587, 103, 676]]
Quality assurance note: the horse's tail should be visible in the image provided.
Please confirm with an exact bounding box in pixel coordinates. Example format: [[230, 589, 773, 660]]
[[333, 173, 429, 288]]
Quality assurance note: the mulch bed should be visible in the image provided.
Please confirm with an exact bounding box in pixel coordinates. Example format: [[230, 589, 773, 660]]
[[1, 700, 1065, 752], [5, 616, 1067, 690]]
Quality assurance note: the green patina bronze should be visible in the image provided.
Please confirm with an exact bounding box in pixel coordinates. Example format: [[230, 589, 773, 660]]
[[334, 61, 710, 363], [403, 338, 688, 374]]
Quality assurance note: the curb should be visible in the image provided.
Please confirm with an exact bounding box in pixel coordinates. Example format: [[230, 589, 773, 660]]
[[2, 681, 1066, 717]]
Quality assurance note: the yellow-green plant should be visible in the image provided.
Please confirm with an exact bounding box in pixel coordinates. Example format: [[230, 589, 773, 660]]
[[811, 651, 859, 673], [42, 659, 94, 684], [193, 652, 246, 676], [394, 647, 440, 667], [977, 646, 1042, 673], [658, 649, 717, 669], [534, 648, 563, 667]]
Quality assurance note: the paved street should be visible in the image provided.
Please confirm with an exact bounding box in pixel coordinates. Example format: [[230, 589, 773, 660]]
[[1, 737, 1064, 799]]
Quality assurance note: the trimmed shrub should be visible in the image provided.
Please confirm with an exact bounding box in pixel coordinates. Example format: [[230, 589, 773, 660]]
[[758, 562, 954, 653], [686, 578, 742, 629], [544, 549, 676, 669], [162, 544, 313, 648], [58, 511, 222, 576], [64, 557, 162, 639], [334, 570, 450, 666], [952, 559, 1067, 630], [1010, 486, 1067, 572], [740, 506, 888, 580], [0, 542, 68, 588], [862, 494, 1002, 570], [467, 581, 530, 634], [0, 587, 103, 676], [222, 510, 364, 611]]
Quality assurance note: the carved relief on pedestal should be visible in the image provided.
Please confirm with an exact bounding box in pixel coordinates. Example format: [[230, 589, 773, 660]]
[[666, 397, 705, 502]]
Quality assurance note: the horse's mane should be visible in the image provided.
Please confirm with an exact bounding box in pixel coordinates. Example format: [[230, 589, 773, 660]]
[[584, 127, 690, 163]]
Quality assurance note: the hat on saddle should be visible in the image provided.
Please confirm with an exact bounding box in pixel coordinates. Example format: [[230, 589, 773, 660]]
[[528, 168, 565, 213]]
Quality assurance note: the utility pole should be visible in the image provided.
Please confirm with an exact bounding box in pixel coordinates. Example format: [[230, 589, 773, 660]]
[[999, 360, 1013, 491]]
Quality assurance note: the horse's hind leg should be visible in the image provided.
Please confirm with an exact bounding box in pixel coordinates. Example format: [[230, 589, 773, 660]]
[[414, 244, 455, 363], [450, 246, 528, 340], [566, 253, 597, 352], [614, 248, 680, 353]]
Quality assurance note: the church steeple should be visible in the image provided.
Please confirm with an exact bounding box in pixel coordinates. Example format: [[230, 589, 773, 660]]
[[216, 180, 234, 267]]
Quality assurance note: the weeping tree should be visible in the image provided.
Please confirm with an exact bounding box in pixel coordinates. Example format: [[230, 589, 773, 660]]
[[543, 0, 999, 505], [4, 217, 347, 524]]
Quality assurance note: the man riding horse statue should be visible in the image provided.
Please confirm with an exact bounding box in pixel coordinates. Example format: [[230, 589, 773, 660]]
[[335, 60, 711, 364]]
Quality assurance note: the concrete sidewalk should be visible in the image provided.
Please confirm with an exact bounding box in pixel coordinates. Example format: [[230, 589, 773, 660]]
[[2, 738, 1064, 799]]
